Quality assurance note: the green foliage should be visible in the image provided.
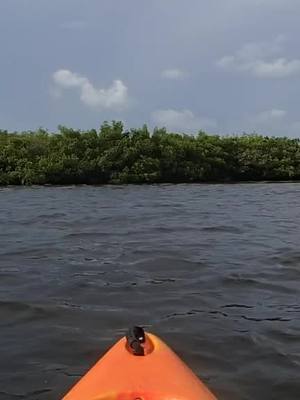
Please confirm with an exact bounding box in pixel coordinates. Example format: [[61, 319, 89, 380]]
[[0, 122, 300, 185]]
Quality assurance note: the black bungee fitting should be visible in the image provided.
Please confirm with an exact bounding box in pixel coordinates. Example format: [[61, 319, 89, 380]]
[[126, 326, 146, 356]]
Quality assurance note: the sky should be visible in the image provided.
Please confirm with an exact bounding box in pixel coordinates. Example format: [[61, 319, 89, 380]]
[[0, 0, 300, 136]]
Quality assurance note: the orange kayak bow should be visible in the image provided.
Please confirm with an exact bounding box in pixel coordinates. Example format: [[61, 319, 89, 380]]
[[62, 327, 217, 400]]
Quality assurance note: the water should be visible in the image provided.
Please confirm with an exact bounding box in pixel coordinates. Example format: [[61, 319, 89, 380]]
[[0, 184, 299, 400]]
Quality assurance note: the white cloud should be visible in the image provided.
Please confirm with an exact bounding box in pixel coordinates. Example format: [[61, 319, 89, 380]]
[[243, 108, 288, 135], [253, 59, 300, 78], [226, 108, 300, 137], [161, 68, 187, 80], [152, 109, 216, 133], [251, 109, 287, 124], [53, 70, 86, 88], [52, 69, 129, 110], [217, 36, 300, 78]]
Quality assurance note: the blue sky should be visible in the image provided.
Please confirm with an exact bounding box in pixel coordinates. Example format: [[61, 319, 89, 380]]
[[1, 0, 300, 136]]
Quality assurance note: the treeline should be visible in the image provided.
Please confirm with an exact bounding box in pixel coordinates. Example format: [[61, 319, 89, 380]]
[[0, 121, 300, 185]]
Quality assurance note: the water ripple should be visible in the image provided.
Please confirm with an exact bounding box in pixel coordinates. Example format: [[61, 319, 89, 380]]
[[1, 184, 300, 400]]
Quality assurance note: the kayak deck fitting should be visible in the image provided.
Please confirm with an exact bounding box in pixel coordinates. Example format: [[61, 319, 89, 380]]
[[62, 326, 217, 400]]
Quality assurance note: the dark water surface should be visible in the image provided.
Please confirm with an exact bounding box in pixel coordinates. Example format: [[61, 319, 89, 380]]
[[0, 184, 299, 400]]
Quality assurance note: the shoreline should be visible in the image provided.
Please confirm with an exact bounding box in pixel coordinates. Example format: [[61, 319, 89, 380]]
[[1, 180, 300, 188]]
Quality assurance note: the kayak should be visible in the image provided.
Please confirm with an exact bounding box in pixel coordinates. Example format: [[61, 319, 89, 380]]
[[62, 326, 217, 400]]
